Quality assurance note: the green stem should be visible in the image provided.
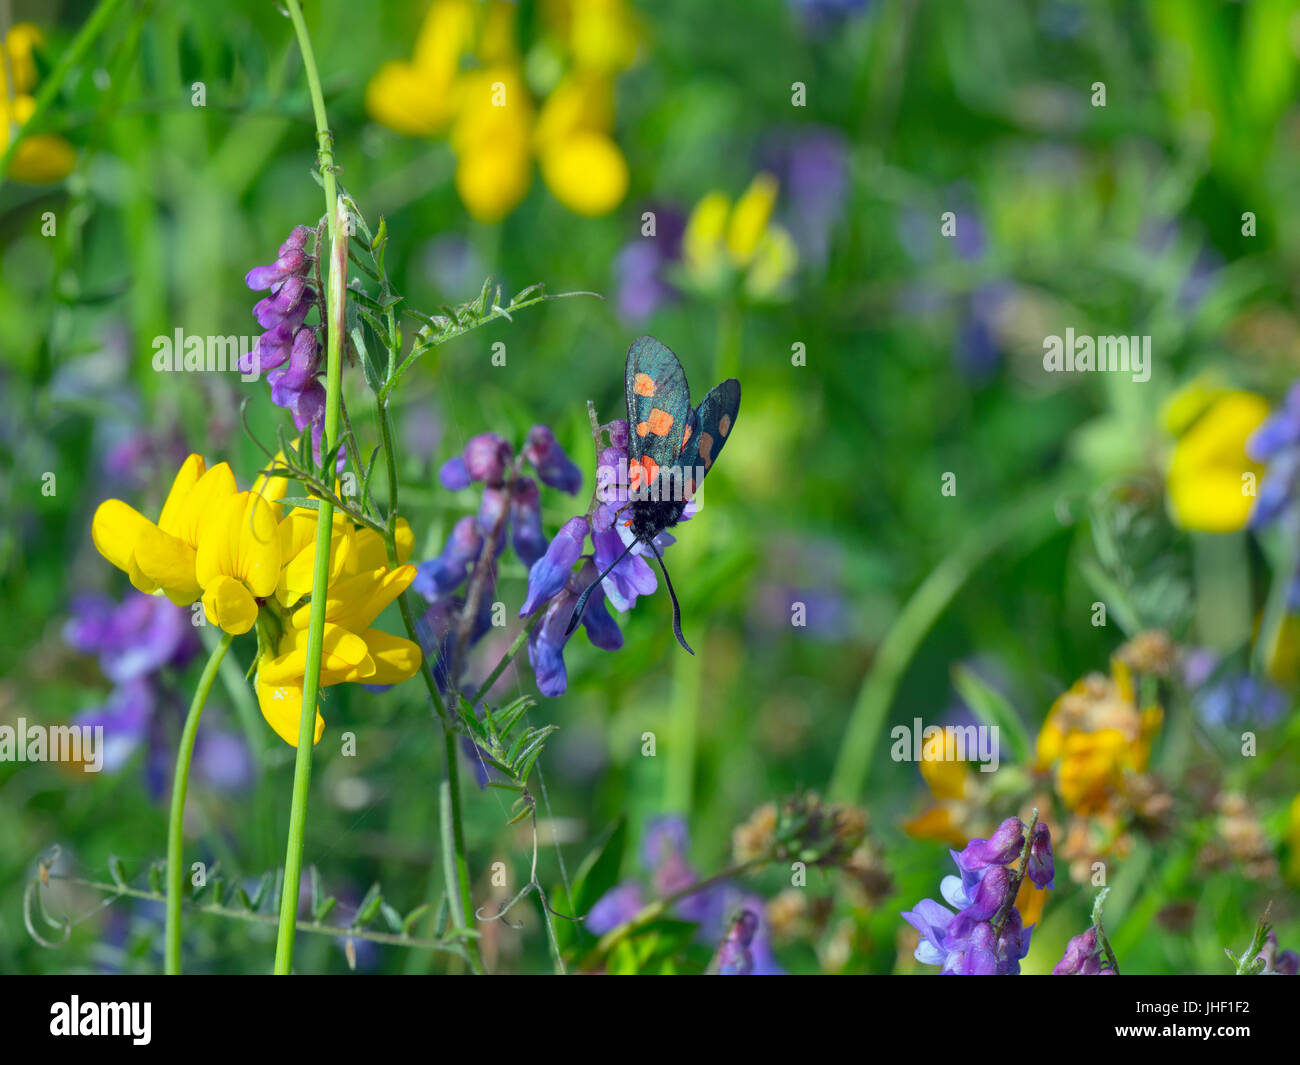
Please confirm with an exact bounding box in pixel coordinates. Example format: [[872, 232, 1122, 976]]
[[377, 385, 481, 973], [165, 630, 233, 974], [0, 0, 128, 189], [468, 612, 541, 706], [828, 485, 1068, 802], [274, 0, 344, 976]]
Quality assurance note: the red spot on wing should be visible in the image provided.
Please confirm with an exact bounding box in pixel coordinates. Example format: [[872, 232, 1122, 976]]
[[646, 408, 674, 436], [633, 373, 656, 397]]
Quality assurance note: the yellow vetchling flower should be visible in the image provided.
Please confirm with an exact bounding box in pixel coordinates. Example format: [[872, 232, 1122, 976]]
[[1, 24, 77, 183], [195, 491, 281, 636], [683, 173, 799, 300], [92, 454, 237, 606], [1036, 659, 1162, 815], [365, 0, 636, 221], [253, 508, 420, 747], [1164, 387, 1268, 532]]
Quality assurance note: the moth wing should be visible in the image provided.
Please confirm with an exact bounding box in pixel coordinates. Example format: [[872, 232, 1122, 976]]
[[625, 335, 691, 467], [685, 378, 740, 486]]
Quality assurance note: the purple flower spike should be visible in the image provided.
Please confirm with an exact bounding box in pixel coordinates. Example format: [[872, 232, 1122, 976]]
[[413, 516, 483, 599], [509, 477, 547, 567], [520, 516, 588, 617], [524, 425, 584, 494], [439, 456, 471, 491], [462, 433, 514, 486]]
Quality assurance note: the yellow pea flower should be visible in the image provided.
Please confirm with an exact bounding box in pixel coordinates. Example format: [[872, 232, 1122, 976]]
[[366, 1, 634, 221], [364, 0, 475, 135], [534, 73, 628, 217], [254, 537, 421, 746], [544, 0, 641, 73], [92, 454, 237, 606], [1, 25, 76, 184], [1165, 389, 1268, 532], [683, 174, 798, 300], [195, 491, 282, 635], [1036, 660, 1162, 815]]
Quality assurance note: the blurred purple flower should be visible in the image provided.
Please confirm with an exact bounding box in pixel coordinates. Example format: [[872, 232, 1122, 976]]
[[612, 205, 686, 321], [588, 816, 784, 973]]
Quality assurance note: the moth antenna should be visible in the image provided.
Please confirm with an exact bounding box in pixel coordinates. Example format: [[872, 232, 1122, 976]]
[[564, 537, 638, 637], [648, 540, 693, 655]]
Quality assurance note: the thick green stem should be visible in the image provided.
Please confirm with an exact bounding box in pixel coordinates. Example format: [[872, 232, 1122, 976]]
[[274, 0, 344, 975], [165, 630, 233, 974]]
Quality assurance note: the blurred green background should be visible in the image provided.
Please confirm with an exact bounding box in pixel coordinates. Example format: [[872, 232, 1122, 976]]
[[2, 0, 1299, 974]]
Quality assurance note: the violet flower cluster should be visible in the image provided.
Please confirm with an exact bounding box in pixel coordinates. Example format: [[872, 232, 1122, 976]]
[[587, 815, 784, 975], [519, 418, 688, 697], [902, 816, 1054, 975], [242, 225, 335, 465], [64, 592, 251, 796], [413, 427, 584, 695]]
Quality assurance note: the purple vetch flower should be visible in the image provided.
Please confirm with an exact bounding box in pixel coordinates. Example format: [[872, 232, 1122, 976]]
[[417, 423, 590, 695], [612, 204, 686, 321], [902, 816, 1052, 974], [509, 477, 547, 567], [714, 910, 760, 974], [64, 592, 250, 795], [439, 455, 472, 491], [587, 817, 784, 973], [757, 127, 849, 269], [1052, 927, 1113, 975], [1183, 648, 1287, 728], [520, 516, 589, 617], [462, 433, 514, 487], [243, 224, 346, 470], [523, 425, 583, 494], [244, 225, 311, 290], [1259, 930, 1300, 975], [1249, 381, 1300, 532], [64, 592, 198, 684], [525, 562, 622, 698], [413, 517, 483, 599], [788, 0, 872, 34], [585, 882, 646, 935]]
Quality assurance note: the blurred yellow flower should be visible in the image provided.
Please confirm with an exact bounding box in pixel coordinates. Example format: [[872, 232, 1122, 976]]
[[1165, 388, 1268, 532], [1, 24, 76, 184], [1036, 659, 1162, 815], [683, 173, 798, 300], [365, 0, 636, 221], [903, 726, 979, 847]]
